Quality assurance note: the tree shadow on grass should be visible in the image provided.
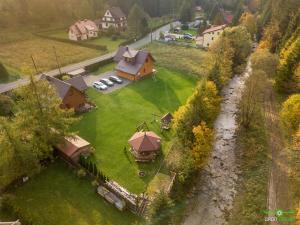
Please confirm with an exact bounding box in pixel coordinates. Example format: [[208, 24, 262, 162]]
[[130, 75, 181, 114]]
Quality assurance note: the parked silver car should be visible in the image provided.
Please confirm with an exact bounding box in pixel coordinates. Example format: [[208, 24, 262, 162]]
[[93, 81, 108, 90]]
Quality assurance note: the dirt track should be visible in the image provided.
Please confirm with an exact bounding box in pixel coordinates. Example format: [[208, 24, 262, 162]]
[[264, 86, 289, 225], [182, 60, 252, 225]]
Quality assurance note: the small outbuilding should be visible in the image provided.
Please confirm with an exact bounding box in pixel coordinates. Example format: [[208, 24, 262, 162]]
[[161, 113, 173, 130], [128, 131, 161, 162], [56, 135, 92, 163]]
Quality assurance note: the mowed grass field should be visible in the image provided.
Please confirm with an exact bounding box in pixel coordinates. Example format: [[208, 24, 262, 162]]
[[0, 37, 103, 74], [147, 42, 208, 77], [8, 161, 139, 225], [73, 67, 197, 194]]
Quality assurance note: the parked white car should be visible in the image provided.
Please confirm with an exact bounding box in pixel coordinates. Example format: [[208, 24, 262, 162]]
[[93, 81, 108, 90]]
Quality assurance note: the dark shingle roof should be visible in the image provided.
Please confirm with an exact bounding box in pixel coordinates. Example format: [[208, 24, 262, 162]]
[[66, 76, 88, 92], [41, 75, 87, 99], [114, 46, 155, 75], [109, 7, 126, 19]]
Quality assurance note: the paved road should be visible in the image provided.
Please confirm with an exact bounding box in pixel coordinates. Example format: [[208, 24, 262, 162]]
[[0, 21, 180, 94]]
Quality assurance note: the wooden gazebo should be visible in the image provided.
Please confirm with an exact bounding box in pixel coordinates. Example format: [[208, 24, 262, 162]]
[[128, 131, 161, 162]]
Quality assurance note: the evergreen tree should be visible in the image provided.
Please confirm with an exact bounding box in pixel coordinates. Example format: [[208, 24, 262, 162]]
[[276, 36, 300, 93], [0, 117, 38, 189], [0, 62, 9, 81], [179, 0, 194, 23], [127, 3, 150, 38], [14, 71, 77, 159]]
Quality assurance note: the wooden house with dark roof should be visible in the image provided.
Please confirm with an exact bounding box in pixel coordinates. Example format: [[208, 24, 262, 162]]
[[113, 46, 156, 81], [42, 75, 88, 111]]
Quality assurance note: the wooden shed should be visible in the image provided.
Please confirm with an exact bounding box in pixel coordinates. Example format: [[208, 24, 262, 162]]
[[56, 135, 92, 163]]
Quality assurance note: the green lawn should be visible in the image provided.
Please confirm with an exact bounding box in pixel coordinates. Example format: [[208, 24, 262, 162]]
[[93, 62, 116, 75], [87, 37, 126, 52], [181, 29, 198, 36], [73, 67, 197, 194], [8, 161, 139, 225]]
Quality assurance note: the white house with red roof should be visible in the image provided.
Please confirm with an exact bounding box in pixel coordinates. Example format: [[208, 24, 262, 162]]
[[69, 19, 99, 41], [201, 24, 226, 48]]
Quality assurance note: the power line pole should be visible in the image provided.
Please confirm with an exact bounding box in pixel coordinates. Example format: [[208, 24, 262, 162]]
[[53, 46, 62, 75], [31, 55, 39, 75]]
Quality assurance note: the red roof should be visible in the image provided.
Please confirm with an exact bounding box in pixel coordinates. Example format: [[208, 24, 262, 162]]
[[203, 24, 226, 34], [128, 131, 161, 152], [57, 135, 90, 157]]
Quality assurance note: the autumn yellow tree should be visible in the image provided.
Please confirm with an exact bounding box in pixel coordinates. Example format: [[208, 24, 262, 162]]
[[173, 80, 220, 146], [192, 122, 214, 169], [240, 12, 257, 37], [280, 94, 300, 132], [293, 126, 300, 151], [209, 37, 234, 88], [297, 202, 300, 225], [251, 49, 279, 77]]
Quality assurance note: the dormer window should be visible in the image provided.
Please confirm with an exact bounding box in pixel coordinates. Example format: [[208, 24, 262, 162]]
[[125, 57, 135, 63]]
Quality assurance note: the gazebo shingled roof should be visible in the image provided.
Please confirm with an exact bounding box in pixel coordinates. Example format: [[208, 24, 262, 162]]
[[128, 131, 161, 152]]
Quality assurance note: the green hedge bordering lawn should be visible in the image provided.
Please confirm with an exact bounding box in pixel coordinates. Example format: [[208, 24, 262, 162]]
[[34, 33, 108, 51]]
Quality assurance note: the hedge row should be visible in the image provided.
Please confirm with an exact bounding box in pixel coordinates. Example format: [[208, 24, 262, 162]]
[[34, 33, 108, 51], [84, 57, 114, 72]]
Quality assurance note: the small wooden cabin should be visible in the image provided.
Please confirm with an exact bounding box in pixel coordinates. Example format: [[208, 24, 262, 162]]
[[42, 75, 88, 111], [56, 135, 92, 163], [114, 46, 155, 81]]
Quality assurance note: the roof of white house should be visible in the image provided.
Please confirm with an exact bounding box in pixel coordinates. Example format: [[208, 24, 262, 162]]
[[107, 7, 126, 19], [203, 24, 226, 34], [69, 20, 98, 36]]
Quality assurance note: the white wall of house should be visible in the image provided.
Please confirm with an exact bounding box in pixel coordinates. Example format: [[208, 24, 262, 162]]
[[69, 30, 78, 41], [87, 30, 98, 38], [101, 9, 127, 29], [202, 29, 224, 48]]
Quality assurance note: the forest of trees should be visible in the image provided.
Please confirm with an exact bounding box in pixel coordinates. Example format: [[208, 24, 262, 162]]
[[0, 0, 107, 28], [0, 0, 189, 29]]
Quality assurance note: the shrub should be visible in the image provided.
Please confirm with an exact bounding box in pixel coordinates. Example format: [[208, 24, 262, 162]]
[[111, 35, 118, 41], [77, 168, 87, 178], [148, 192, 174, 225], [181, 24, 189, 30], [91, 180, 99, 187], [0, 94, 13, 116], [61, 75, 71, 81]]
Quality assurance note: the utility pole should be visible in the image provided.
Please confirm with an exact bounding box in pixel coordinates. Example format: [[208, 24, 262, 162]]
[[31, 55, 39, 75], [53, 46, 62, 75]]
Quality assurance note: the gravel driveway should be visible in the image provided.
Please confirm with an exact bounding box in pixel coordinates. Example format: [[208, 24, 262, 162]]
[[84, 71, 132, 94]]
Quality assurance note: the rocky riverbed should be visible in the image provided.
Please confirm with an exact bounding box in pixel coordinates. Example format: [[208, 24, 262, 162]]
[[182, 61, 252, 225]]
